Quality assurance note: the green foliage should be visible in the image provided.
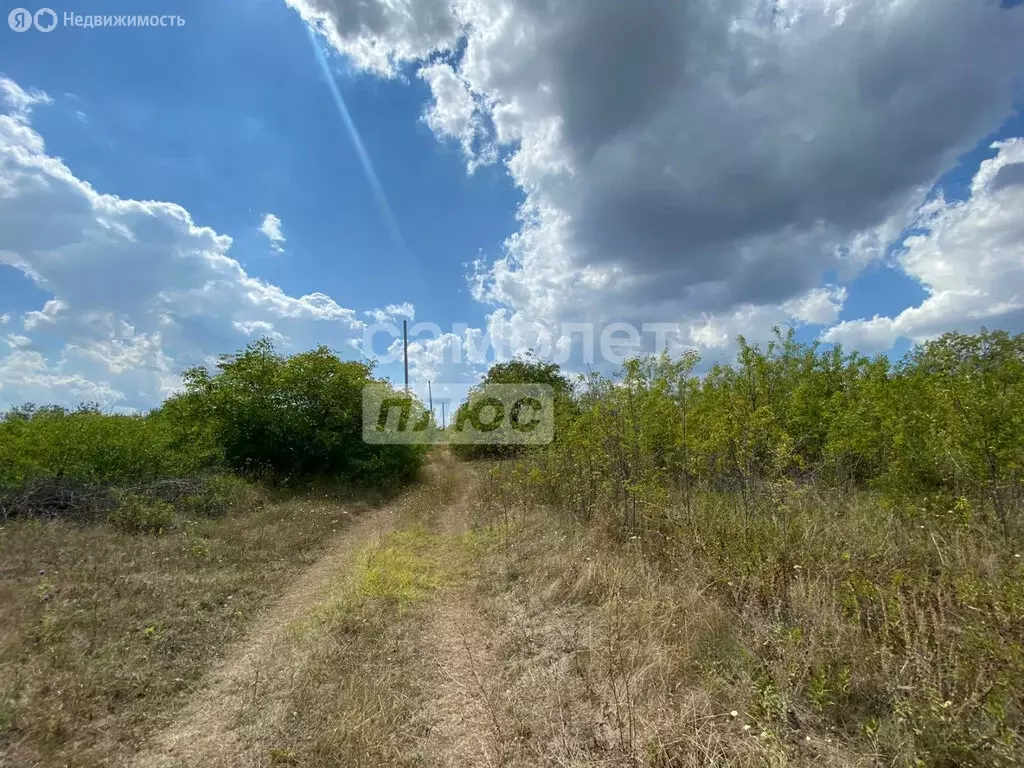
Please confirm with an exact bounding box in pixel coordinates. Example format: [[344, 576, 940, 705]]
[[169, 339, 427, 486], [1, 339, 427, 509], [107, 493, 176, 534], [179, 474, 268, 518], [451, 353, 576, 460], [0, 404, 211, 491], [476, 327, 1024, 766], [475, 328, 1024, 537]]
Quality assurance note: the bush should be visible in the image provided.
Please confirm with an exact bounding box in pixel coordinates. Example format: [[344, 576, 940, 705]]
[[0, 404, 214, 492], [165, 339, 428, 486], [450, 354, 576, 461], [108, 493, 176, 534], [179, 475, 267, 518], [1, 339, 427, 500]]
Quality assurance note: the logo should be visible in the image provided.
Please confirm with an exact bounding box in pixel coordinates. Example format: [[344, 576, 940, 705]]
[[8, 8, 32, 31], [34, 8, 56, 31], [362, 383, 555, 445], [8, 7, 56, 31]]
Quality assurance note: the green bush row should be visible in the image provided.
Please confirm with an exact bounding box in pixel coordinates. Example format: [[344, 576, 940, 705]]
[[0, 339, 428, 494]]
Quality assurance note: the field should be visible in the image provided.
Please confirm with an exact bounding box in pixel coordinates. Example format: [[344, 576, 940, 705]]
[[1, 331, 1022, 766]]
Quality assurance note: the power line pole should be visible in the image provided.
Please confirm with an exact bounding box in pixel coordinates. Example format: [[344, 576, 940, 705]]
[[403, 319, 409, 396], [428, 380, 433, 415], [441, 401, 446, 430]]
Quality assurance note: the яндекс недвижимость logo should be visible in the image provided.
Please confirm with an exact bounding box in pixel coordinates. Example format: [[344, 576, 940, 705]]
[[8, 8, 56, 32], [8, 9, 184, 32]]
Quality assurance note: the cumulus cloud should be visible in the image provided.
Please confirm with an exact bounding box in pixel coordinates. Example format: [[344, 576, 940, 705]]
[[0, 78, 372, 409], [0, 78, 51, 116], [288, 0, 1024, 358], [259, 213, 286, 253], [823, 139, 1024, 352], [0, 349, 124, 408], [365, 302, 416, 324], [284, 0, 459, 76], [383, 327, 484, 410], [23, 298, 68, 331], [418, 62, 496, 170]]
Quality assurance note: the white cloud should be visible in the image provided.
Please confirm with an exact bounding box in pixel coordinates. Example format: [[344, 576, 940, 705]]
[[823, 139, 1024, 352], [0, 349, 124, 408], [259, 213, 286, 253], [23, 298, 68, 331], [285, 0, 459, 76], [783, 286, 848, 327], [384, 327, 484, 408], [0, 77, 52, 117], [288, 0, 1024, 362], [0, 80, 371, 410], [418, 62, 496, 170], [6, 334, 31, 349], [364, 302, 416, 324]]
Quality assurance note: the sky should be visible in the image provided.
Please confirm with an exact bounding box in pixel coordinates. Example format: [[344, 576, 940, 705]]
[[1, 0, 1023, 414]]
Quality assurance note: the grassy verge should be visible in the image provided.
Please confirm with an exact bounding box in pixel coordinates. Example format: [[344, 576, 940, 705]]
[[468, 476, 1024, 767], [0, 486, 379, 767]]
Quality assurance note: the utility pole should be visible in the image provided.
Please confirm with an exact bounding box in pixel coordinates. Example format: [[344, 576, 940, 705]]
[[441, 401, 446, 430], [428, 380, 433, 416], [403, 319, 409, 396]]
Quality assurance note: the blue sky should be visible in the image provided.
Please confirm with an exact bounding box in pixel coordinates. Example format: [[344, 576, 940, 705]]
[[1, 0, 1023, 411]]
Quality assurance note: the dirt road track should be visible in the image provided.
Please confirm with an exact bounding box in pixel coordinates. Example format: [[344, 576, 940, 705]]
[[129, 502, 397, 768]]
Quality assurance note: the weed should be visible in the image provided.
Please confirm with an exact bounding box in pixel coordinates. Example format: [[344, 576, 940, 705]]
[[107, 492, 175, 534]]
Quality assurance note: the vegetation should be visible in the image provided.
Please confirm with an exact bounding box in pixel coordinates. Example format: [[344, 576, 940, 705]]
[[0, 487, 377, 766], [474, 328, 1024, 766], [0, 338, 435, 764], [170, 339, 427, 486], [4, 329, 1023, 766], [450, 354, 576, 460], [0, 340, 427, 520]]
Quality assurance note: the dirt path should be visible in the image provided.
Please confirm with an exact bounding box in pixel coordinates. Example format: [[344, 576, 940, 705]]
[[129, 501, 398, 768], [413, 470, 512, 768], [130, 454, 511, 768]]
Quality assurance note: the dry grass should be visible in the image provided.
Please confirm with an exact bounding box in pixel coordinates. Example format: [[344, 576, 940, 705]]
[[467, 511, 774, 767], [0, 486, 387, 767], [468, 468, 1024, 767], [252, 449, 479, 767], [12, 446, 1010, 768]]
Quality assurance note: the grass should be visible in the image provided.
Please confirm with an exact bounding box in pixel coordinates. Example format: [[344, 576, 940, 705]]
[[261, 457, 472, 767], [10, 441, 1014, 767], [469, 471, 1024, 767], [268, 528, 447, 767], [0, 486, 382, 767]]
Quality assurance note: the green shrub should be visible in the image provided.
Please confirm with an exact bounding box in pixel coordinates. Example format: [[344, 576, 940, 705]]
[[108, 493, 176, 534], [0, 404, 215, 492], [1, 339, 427, 497], [166, 339, 427, 487], [180, 475, 267, 518]]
